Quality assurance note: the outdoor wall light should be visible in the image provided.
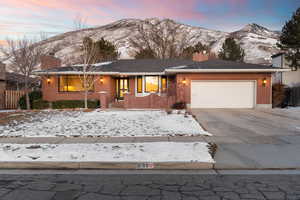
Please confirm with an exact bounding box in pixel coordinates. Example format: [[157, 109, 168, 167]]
[[46, 77, 51, 85], [262, 78, 267, 87], [182, 78, 187, 85], [100, 77, 104, 84]]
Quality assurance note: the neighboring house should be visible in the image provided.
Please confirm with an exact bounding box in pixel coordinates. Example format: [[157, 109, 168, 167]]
[[0, 62, 5, 109], [34, 54, 289, 109], [5, 72, 39, 91], [0, 61, 40, 109], [272, 53, 300, 86]]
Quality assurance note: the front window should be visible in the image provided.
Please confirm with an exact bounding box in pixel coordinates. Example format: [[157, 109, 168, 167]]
[[145, 76, 159, 93], [59, 75, 93, 92], [137, 76, 143, 93], [161, 76, 167, 93]]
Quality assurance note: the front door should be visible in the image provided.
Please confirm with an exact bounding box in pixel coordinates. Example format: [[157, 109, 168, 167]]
[[116, 78, 129, 100]]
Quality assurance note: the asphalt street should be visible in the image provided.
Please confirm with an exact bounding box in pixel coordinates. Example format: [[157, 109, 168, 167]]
[[0, 170, 299, 200]]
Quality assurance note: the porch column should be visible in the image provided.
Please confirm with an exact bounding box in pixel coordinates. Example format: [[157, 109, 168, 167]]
[[99, 91, 108, 109], [123, 92, 130, 109]]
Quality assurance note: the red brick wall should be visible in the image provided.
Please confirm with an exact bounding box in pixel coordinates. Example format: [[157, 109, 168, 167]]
[[176, 73, 272, 105], [124, 93, 176, 109], [42, 75, 116, 103], [40, 55, 61, 70], [193, 53, 209, 62]]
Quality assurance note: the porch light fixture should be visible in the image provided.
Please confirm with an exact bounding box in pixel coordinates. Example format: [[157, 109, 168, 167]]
[[262, 78, 267, 87], [182, 78, 187, 85], [100, 76, 104, 84], [46, 77, 51, 85]]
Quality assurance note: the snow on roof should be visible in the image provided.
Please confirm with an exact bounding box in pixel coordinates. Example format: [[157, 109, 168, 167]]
[[72, 61, 113, 67]]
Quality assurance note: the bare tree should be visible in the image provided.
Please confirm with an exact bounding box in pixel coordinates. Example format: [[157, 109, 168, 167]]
[[0, 37, 44, 109], [73, 14, 88, 31], [75, 38, 103, 109], [129, 19, 192, 59]]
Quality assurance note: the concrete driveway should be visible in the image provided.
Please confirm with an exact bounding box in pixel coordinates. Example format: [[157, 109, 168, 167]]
[[192, 108, 300, 169]]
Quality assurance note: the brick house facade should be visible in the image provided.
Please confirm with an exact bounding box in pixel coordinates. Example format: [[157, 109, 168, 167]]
[[35, 55, 289, 109]]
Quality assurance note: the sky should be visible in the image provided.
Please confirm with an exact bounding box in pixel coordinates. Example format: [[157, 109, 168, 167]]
[[0, 0, 299, 43]]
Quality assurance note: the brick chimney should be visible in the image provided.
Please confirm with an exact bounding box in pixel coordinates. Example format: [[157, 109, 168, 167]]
[[192, 51, 209, 62], [40, 54, 61, 70]]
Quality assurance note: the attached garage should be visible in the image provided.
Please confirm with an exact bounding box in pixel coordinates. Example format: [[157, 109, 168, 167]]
[[166, 59, 290, 109], [191, 81, 256, 108]]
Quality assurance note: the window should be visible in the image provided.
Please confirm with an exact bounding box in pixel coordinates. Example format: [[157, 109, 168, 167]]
[[59, 75, 93, 92], [145, 76, 159, 93], [137, 76, 143, 93], [161, 76, 167, 93]]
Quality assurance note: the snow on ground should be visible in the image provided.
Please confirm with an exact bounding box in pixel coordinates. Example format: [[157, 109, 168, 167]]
[[0, 110, 17, 113], [0, 142, 214, 163], [0, 110, 211, 137]]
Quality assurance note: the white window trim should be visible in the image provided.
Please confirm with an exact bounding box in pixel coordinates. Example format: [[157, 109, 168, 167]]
[[135, 75, 167, 97]]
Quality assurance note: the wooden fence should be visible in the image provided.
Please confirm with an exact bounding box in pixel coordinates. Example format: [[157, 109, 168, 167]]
[[289, 86, 300, 106], [5, 90, 26, 109]]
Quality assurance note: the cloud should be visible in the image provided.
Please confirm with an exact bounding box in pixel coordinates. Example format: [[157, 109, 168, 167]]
[[0, 0, 294, 39], [0, 40, 8, 46], [1, 0, 205, 22]]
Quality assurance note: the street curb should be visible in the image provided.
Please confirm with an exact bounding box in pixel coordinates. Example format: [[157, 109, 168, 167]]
[[0, 162, 213, 170]]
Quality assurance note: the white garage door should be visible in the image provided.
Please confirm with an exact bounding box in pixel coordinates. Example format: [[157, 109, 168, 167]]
[[191, 81, 256, 108]]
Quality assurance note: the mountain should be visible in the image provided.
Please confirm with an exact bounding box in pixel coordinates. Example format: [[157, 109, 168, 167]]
[[230, 23, 281, 64], [14, 18, 283, 66]]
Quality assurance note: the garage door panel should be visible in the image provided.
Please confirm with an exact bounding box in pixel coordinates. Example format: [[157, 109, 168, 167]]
[[191, 81, 255, 108]]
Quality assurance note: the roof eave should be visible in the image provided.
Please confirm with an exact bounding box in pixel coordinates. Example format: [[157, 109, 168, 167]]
[[33, 71, 165, 76], [33, 71, 119, 75], [165, 68, 291, 73]]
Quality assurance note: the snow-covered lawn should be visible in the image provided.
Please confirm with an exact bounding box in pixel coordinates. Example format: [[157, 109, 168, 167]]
[[0, 142, 214, 163], [0, 110, 211, 137], [0, 110, 17, 113]]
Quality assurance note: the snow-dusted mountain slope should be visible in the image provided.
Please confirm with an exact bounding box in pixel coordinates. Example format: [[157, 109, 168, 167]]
[[230, 23, 281, 64], [13, 19, 282, 66]]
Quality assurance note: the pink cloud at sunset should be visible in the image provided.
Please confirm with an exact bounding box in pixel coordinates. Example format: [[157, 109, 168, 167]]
[[0, 0, 298, 39]]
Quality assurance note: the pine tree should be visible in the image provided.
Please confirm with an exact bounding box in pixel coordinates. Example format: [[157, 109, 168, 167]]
[[218, 37, 245, 62], [95, 38, 119, 61], [181, 42, 210, 59], [135, 48, 156, 59], [278, 7, 300, 70], [82, 37, 118, 63]]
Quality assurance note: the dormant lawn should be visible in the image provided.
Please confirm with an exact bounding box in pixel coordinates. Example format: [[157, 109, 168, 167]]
[[0, 110, 211, 138]]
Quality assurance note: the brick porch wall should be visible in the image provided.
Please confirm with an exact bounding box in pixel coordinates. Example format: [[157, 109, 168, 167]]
[[124, 93, 176, 109]]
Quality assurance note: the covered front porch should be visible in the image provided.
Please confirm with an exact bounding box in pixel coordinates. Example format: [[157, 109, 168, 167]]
[[107, 75, 177, 109]]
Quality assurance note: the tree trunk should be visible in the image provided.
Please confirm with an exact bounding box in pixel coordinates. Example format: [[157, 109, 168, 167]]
[[84, 75, 88, 109], [84, 90, 88, 109], [24, 79, 30, 110]]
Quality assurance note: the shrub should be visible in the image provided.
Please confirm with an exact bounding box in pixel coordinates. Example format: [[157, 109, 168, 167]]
[[52, 100, 100, 109], [19, 91, 42, 109], [272, 83, 286, 108], [32, 99, 49, 110], [171, 101, 186, 110]]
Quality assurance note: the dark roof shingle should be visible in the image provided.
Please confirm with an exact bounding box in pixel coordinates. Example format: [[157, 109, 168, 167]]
[[35, 59, 275, 74]]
